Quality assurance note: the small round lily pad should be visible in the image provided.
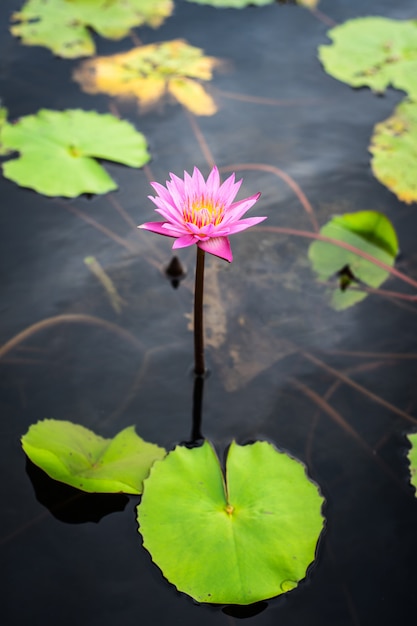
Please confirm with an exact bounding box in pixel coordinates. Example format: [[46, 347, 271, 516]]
[[21, 419, 166, 494], [137, 440, 324, 605], [308, 211, 399, 310]]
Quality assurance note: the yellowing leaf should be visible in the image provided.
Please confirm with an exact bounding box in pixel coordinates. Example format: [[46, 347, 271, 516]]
[[168, 77, 217, 115], [370, 100, 417, 205], [74, 40, 221, 115], [10, 0, 174, 59], [296, 0, 319, 7]]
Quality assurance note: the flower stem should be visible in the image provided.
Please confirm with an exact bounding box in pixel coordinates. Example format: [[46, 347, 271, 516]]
[[191, 373, 204, 442], [194, 247, 205, 376]]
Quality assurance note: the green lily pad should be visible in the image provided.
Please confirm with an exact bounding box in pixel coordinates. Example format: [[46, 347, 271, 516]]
[[308, 211, 399, 310], [10, 0, 173, 58], [1, 109, 150, 197], [370, 99, 417, 205], [318, 17, 417, 99], [137, 440, 324, 605], [407, 433, 417, 495], [21, 420, 166, 494]]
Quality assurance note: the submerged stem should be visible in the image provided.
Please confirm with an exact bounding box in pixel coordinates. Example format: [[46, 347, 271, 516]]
[[194, 247, 205, 376]]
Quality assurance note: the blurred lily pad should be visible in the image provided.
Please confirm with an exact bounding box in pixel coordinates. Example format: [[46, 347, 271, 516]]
[[370, 99, 417, 205], [74, 40, 221, 115], [308, 211, 399, 310], [318, 17, 417, 99], [21, 420, 166, 494], [1, 108, 150, 197], [10, 0, 173, 58], [407, 433, 417, 495], [138, 440, 324, 605]]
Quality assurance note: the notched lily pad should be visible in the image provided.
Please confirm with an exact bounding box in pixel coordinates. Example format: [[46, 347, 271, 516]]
[[1, 108, 150, 197], [370, 99, 417, 205], [21, 419, 166, 494], [308, 211, 399, 310], [138, 440, 324, 605], [318, 17, 417, 99], [10, 0, 174, 58], [73, 40, 221, 116]]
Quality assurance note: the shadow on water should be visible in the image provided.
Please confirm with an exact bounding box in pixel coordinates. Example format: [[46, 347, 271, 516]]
[[2, 0, 417, 625], [26, 459, 129, 524]]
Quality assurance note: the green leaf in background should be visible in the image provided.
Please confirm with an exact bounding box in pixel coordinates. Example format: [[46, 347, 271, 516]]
[[308, 211, 399, 310], [21, 420, 166, 494], [10, 0, 174, 58], [138, 440, 324, 605], [1, 109, 150, 197], [370, 99, 417, 205], [318, 17, 417, 99], [407, 433, 417, 495]]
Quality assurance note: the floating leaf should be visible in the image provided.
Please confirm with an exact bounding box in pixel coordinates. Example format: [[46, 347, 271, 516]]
[[10, 0, 174, 58], [73, 40, 221, 115], [1, 109, 150, 197], [407, 433, 417, 495], [138, 440, 324, 605], [308, 211, 399, 310], [21, 420, 166, 494], [370, 99, 417, 205], [318, 17, 417, 99]]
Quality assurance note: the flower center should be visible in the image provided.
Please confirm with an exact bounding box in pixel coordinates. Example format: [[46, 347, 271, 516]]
[[183, 196, 224, 229]]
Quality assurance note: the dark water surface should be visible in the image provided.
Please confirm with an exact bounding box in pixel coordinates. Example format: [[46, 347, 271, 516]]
[[2, 1, 417, 625]]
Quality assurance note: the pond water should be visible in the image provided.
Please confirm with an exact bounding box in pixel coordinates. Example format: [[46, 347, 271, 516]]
[[2, 0, 417, 624]]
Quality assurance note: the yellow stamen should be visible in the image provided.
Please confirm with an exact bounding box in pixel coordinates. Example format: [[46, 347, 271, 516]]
[[183, 195, 224, 228]]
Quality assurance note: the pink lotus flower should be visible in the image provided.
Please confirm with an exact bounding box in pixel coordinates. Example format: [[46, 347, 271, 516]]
[[139, 166, 266, 262]]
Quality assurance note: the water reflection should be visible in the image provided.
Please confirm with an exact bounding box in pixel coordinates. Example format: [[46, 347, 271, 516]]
[[26, 459, 129, 524]]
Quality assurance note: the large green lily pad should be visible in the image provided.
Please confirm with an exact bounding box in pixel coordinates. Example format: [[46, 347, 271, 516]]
[[10, 0, 173, 58], [0, 109, 150, 197], [370, 99, 417, 205], [308, 211, 399, 310], [318, 17, 417, 99], [21, 420, 166, 494], [138, 440, 324, 605]]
